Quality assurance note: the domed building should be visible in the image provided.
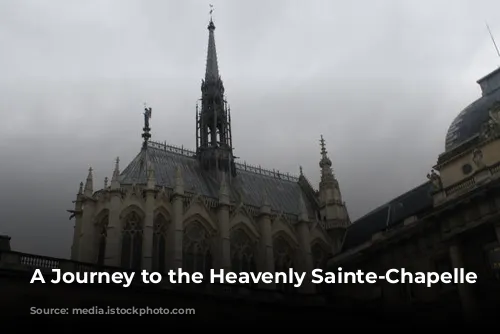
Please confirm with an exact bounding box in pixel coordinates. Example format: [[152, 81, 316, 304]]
[[328, 66, 500, 322], [445, 68, 500, 152]]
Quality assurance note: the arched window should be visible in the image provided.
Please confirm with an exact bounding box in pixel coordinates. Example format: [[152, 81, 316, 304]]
[[182, 221, 213, 278], [96, 214, 109, 266], [121, 211, 143, 270], [312, 243, 329, 293], [152, 214, 168, 273], [273, 236, 296, 294], [230, 228, 257, 288]]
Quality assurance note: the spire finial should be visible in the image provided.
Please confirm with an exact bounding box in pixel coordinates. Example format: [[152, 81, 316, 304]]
[[320, 135, 327, 158], [209, 4, 214, 22], [142, 104, 152, 148], [84, 167, 94, 196], [299, 165, 303, 176]]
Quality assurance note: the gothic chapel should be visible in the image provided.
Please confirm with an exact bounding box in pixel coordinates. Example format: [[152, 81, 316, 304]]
[[70, 18, 351, 294]]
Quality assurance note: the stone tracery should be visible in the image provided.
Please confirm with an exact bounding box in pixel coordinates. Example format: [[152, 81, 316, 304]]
[[230, 228, 257, 286], [121, 210, 144, 270], [95, 213, 109, 266], [273, 235, 296, 293], [182, 221, 213, 276], [152, 213, 169, 272]]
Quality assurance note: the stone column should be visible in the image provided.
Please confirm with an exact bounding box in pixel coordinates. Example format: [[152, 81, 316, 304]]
[[449, 241, 479, 321], [141, 187, 155, 271], [297, 221, 315, 294], [169, 167, 184, 270], [70, 188, 83, 261], [78, 199, 96, 263], [104, 188, 122, 267], [258, 195, 275, 289], [217, 179, 231, 271]]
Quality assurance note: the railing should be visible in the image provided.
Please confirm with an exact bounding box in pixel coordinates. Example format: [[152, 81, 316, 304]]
[[147, 140, 299, 182], [0, 250, 323, 305], [443, 161, 500, 198]]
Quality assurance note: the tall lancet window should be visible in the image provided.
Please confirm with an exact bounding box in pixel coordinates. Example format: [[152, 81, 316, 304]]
[[121, 211, 143, 270], [152, 214, 168, 273], [183, 221, 213, 278], [312, 243, 328, 293], [273, 236, 296, 294], [96, 214, 109, 266], [230, 228, 257, 287]]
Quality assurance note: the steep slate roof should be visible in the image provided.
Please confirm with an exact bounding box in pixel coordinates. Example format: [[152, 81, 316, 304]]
[[120, 142, 317, 218], [341, 181, 433, 251]]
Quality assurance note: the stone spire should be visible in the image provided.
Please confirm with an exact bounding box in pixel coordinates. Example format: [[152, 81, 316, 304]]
[[196, 15, 235, 180], [205, 17, 219, 83], [111, 157, 120, 189], [84, 167, 93, 196], [319, 135, 335, 185], [316, 135, 350, 253], [78, 181, 83, 195]]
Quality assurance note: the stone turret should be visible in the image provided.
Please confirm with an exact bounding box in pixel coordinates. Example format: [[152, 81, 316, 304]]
[[317, 135, 350, 254], [84, 167, 93, 197]]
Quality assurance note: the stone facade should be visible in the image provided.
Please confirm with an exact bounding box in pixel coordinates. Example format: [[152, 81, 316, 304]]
[[69, 18, 350, 295], [328, 66, 500, 321]]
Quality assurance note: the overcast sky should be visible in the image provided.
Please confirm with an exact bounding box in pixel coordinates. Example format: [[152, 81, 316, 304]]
[[1, 0, 500, 258]]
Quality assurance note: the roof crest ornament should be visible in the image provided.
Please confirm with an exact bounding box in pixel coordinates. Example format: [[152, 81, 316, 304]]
[[142, 103, 152, 149], [209, 4, 214, 21]]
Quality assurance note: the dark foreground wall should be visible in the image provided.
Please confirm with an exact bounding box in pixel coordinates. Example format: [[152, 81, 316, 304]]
[[0, 268, 490, 328]]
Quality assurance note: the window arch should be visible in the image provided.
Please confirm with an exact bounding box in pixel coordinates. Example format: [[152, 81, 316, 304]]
[[152, 214, 168, 273], [230, 228, 257, 287], [95, 214, 109, 266], [273, 235, 296, 294], [182, 221, 213, 278], [121, 211, 144, 270]]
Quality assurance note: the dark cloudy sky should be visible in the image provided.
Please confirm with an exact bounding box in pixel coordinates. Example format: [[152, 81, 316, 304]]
[[1, 0, 499, 258]]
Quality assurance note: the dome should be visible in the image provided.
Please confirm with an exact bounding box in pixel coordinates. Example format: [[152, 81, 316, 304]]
[[445, 68, 500, 152]]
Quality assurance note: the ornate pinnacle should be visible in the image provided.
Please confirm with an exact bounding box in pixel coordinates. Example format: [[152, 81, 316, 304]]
[[142, 104, 152, 148], [112, 157, 120, 181], [320, 135, 327, 158]]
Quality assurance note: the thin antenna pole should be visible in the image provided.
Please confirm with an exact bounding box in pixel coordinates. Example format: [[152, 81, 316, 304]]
[[486, 22, 500, 59]]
